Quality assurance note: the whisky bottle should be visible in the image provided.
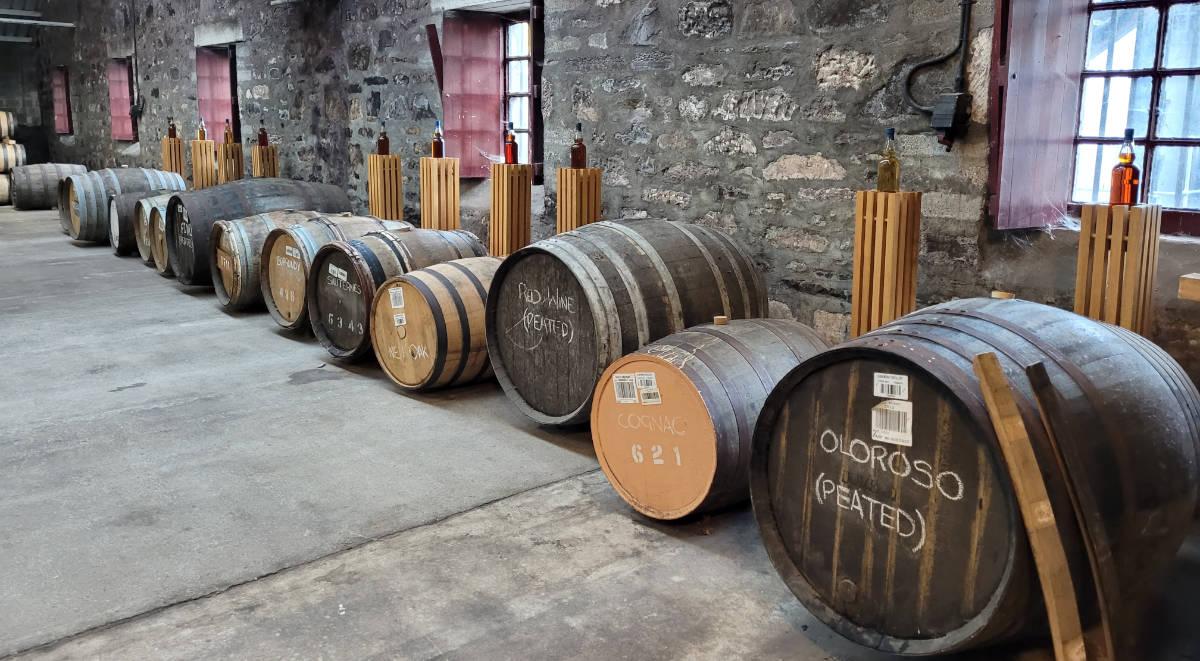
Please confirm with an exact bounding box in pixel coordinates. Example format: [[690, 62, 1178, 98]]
[[570, 122, 587, 169], [377, 122, 390, 156], [503, 122, 518, 165], [257, 119, 269, 148], [197, 118, 207, 141], [223, 119, 234, 144], [1110, 129, 1141, 206], [877, 128, 900, 193], [167, 117, 177, 140], [431, 119, 445, 158]]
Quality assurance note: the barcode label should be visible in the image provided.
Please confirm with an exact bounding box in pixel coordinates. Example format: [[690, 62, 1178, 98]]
[[389, 287, 405, 309], [639, 387, 662, 405], [635, 372, 661, 405], [393, 313, 407, 327], [329, 264, 347, 281], [613, 374, 638, 404], [285, 245, 301, 260], [871, 400, 913, 446], [874, 373, 909, 400]]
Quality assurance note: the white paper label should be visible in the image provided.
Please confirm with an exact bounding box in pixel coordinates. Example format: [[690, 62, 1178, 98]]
[[635, 372, 661, 406], [389, 287, 405, 309], [329, 264, 347, 281], [871, 400, 913, 447], [393, 313, 407, 327], [285, 245, 301, 260], [613, 374, 638, 404], [873, 373, 909, 400]]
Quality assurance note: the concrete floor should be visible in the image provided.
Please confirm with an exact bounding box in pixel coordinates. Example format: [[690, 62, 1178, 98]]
[[1, 206, 1198, 660]]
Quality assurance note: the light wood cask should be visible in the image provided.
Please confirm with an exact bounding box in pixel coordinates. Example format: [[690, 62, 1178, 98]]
[[134, 194, 174, 266]]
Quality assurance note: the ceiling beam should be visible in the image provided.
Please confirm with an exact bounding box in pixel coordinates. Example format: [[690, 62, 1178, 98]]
[[0, 9, 41, 18], [0, 17, 74, 28]]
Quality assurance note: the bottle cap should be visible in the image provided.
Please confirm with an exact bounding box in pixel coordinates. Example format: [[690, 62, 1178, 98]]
[[507, 121, 514, 130], [886, 127, 896, 140], [1124, 128, 1135, 140], [713, 315, 729, 326], [576, 122, 583, 131]]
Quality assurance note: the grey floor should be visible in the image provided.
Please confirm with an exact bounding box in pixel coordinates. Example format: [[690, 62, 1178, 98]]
[[1, 207, 1197, 660]]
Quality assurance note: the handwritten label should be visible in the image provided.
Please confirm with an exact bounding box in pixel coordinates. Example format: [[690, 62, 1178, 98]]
[[616, 413, 688, 436], [508, 281, 578, 349]]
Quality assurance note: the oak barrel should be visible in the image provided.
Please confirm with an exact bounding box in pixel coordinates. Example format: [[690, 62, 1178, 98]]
[[750, 298, 1200, 655], [164, 178, 351, 286], [134, 194, 173, 266], [11, 163, 86, 210], [0, 112, 14, 139], [209, 210, 324, 309], [258, 215, 414, 327], [486, 219, 767, 427], [149, 207, 174, 277], [0, 174, 8, 206], [307, 228, 486, 360], [0, 141, 24, 173], [109, 190, 168, 256], [59, 168, 186, 242], [592, 318, 827, 520], [370, 257, 502, 391]]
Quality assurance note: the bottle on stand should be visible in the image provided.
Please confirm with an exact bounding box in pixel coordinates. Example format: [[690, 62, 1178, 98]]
[[377, 121, 390, 156], [197, 118, 207, 141], [431, 119, 445, 158], [877, 127, 900, 193], [223, 118, 235, 144], [167, 117, 177, 140], [503, 122, 518, 165], [257, 119, 269, 148], [1110, 128, 1141, 206], [570, 122, 587, 169]]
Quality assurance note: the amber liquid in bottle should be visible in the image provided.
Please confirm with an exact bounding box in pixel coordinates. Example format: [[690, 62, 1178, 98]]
[[1110, 129, 1140, 206], [197, 118, 207, 141], [877, 128, 900, 193], [257, 120, 269, 148], [431, 120, 445, 158], [377, 122, 390, 156], [223, 119, 234, 144], [503, 122, 518, 165], [570, 122, 587, 169], [167, 118, 177, 140]]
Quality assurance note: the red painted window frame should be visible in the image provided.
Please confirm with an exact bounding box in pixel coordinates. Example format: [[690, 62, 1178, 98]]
[[52, 66, 72, 135], [107, 58, 137, 142], [196, 46, 237, 141]]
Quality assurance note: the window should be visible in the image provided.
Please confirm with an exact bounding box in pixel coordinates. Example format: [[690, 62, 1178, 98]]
[[504, 20, 532, 164], [197, 46, 237, 141], [1072, 1, 1200, 222], [52, 67, 71, 135], [106, 58, 136, 141]]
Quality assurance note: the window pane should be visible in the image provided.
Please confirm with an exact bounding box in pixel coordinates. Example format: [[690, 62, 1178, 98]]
[[506, 60, 529, 94], [1164, 4, 1200, 69], [506, 22, 530, 58], [1149, 147, 1200, 210], [1078, 76, 1151, 138], [1072, 142, 1147, 203], [508, 97, 530, 131], [1085, 7, 1159, 71], [516, 132, 530, 164], [1158, 76, 1200, 139]]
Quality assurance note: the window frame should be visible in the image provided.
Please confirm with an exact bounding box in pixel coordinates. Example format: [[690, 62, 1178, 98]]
[[503, 17, 532, 165], [52, 66, 72, 135], [107, 58, 137, 142], [1071, 0, 1200, 234], [196, 45, 240, 143]]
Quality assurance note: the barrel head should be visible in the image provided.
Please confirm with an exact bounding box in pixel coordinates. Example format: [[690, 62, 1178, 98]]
[[311, 248, 370, 355], [211, 223, 242, 303], [372, 279, 436, 389], [264, 232, 308, 326]]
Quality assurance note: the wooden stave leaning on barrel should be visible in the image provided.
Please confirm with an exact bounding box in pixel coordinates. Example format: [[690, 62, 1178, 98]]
[[209, 210, 327, 309], [58, 168, 186, 242], [370, 256, 502, 391], [259, 215, 414, 327], [110, 190, 169, 256], [591, 318, 828, 521], [134, 194, 174, 267], [307, 228, 486, 361], [485, 218, 768, 428], [748, 297, 1200, 656], [10, 163, 86, 210], [164, 178, 352, 287]]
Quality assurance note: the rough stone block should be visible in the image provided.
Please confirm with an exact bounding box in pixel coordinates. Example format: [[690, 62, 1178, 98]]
[[678, 1, 734, 39], [763, 154, 847, 181]]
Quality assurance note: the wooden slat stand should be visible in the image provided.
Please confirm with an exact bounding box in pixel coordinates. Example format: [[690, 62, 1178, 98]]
[[556, 167, 602, 234], [368, 154, 405, 220], [419, 156, 460, 230], [191, 140, 218, 190], [217, 143, 244, 184], [160, 137, 184, 176], [489, 163, 533, 257], [850, 190, 922, 337], [250, 145, 279, 178], [1074, 204, 1161, 336]]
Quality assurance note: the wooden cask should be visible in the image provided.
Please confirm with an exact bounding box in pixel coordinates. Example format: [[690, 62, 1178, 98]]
[[0, 112, 14, 139], [149, 207, 174, 277], [109, 190, 168, 256], [134, 194, 173, 266], [0, 173, 8, 206], [592, 318, 827, 520], [209, 210, 325, 309], [486, 219, 767, 427], [307, 228, 486, 360], [259, 215, 414, 327], [164, 178, 351, 286], [750, 298, 1200, 655], [371, 257, 502, 391], [0, 141, 25, 173], [59, 168, 186, 242], [11, 163, 86, 210]]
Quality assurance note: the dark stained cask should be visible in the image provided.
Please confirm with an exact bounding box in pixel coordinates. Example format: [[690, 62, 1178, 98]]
[[109, 190, 168, 256], [591, 318, 827, 520], [11, 163, 86, 210], [149, 207, 174, 277], [209, 210, 324, 309], [486, 219, 767, 427], [164, 178, 351, 286], [750, 298, 1200, 655], [259, 215, 413, 327], [59, 168, 185, 241], [134, 194, 173, 267], [307, 228, 485, 360], [370, 257, 501, 391]]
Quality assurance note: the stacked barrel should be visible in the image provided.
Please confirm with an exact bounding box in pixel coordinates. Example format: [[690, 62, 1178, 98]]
[[0, 112, 23, 206]]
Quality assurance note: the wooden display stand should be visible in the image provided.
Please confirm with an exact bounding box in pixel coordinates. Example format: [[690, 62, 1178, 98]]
[[850, 190, 922, 337], [1074, 204, 1161, 336], [368, 154, 405, 220], [160, 137, 184, 176], [419, 156, 460, 230], [556, 167, 602, 234], [489, 164, 533, 257], [191, 140, 218, 190], [251, 145, 279, 178], [217, 143, 244, 184]]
